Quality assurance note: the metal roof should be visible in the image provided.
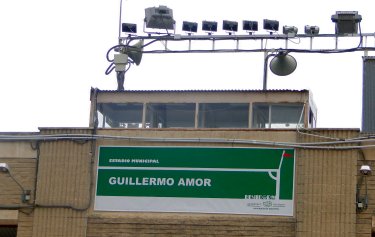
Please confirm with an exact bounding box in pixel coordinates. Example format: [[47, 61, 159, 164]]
[[92, 87, 309, 93]]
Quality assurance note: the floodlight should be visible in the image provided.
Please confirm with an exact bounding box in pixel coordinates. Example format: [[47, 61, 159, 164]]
[[122, 23, 137, 34], [269, 52, 297, 76], [283, 25, 298, 37], [223, 20, 238, 33], [243, 20, 258, 33], [331, 11, 362, 35], [182, 21, 198, 33], [202, 21, 218, 33], [0, 163, 9, 172], [304, 25, 319, 35], [144, 5, 175, 30], [263, 19, 279, 32]]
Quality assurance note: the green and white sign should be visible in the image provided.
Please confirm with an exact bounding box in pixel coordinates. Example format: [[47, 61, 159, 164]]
[[95, 146, 295, 216]]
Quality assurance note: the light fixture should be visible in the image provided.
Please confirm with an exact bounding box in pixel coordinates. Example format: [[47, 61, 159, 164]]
[[122, 23, 137, 34], [182, 21, 198, 33], [0, 163, 9, 172], [144, 5, 175, 30], [357, 164, 372, 211], [283, 25, 298, 37], [360, 165, 371, 176], [0, 163, 31, 203], [263, 19, 279, 33], [304, 25, 319, 35], [263, 51, 297, 90], [223, 20, 238, 34], [202, 20, 218, 34], [331, 11, 362, 35], [243, 20, 258, 34]]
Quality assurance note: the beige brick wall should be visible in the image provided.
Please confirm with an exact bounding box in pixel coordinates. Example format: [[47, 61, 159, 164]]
[[295, 149, 357, 237], [296, 130, 359, 237], [0, 141, 37, 237], [30, 129, 92, 237], [356, 147, 375, 237], [2, 128, 370, 237], [87, 213, 295, 237]]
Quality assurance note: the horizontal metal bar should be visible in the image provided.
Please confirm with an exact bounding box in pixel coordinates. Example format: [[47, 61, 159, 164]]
[[119, 33, 375, 42]]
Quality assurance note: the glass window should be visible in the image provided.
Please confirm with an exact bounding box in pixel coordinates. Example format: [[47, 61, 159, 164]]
[[97, 103, 143, 128], [252, 103, 304, 128], [270, 104, 303, 128], [198, 103, 249, 128], [145, 103, 195, 128], [252, 104, 269, 128]]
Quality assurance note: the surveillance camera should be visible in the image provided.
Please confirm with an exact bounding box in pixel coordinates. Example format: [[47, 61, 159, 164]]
[[360, 165, 372, 176], [0, 163, 9, 172]]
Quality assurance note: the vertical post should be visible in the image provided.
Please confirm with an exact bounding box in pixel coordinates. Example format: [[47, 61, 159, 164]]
[[263, 51, 269, 90], [116, 71, 125, 91], [263, 52, 276, 90], [118, 0, 123, 38]]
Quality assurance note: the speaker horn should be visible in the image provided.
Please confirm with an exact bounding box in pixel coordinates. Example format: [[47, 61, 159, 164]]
[[123, 40, 144, 66], [269, 52, 297, 76]]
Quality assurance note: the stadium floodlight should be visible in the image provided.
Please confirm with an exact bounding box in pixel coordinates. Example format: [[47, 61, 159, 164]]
[[144, 5, 175, 30], [223, 20, 238, 34], [331, 11, 362, 35], [243, 20, 258, 34], [263, 19, 279, 34], [182, 21, 198, 33], [283, 25, 298, 37], [202, 20, 218, 34], [122, 23, 137, 34], [304, 25, 320, 35]]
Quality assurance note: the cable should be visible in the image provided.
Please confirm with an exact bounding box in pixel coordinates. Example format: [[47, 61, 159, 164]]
[[1, 133, 375, 150], [105, 62, 115, 75]]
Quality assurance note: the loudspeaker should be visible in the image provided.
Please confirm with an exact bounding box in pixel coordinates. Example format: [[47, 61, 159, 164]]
[[125, 40, 144, 66], [270, 53, 297, 76]]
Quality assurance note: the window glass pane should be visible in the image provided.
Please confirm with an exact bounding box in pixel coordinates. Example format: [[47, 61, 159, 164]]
[[198, 103, 249, 128], [146, 103, 195, 128], [97, 103, 143, 128], [252, 104, 269, 128], [270, 104, 303, 128]]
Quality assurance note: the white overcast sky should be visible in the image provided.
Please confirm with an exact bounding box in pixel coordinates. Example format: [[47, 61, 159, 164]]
[[0, 0, 374, 132]]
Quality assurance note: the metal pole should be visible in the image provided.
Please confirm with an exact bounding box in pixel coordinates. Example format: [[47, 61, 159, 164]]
[[118, 0, 123, 39], [263, 52, 276, 90]]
